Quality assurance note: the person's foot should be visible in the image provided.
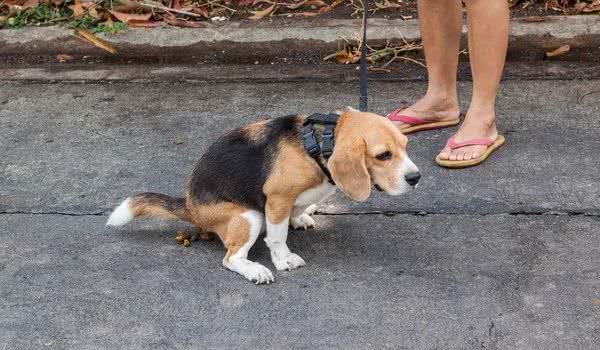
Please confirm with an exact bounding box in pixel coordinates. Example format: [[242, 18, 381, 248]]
[[389, 93, 460, 127], [438, 106, 498, 161]]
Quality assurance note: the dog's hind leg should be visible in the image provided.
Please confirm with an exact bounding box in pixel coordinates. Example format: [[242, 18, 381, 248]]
[[221, 210, 274, 284], [265, 197, 306, 271]]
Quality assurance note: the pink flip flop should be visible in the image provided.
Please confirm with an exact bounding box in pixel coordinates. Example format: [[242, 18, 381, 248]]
[[435, 135, 506, 168], [387, 108, 460, 134]]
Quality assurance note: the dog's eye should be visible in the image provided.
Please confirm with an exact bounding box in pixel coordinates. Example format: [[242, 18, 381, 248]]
[[376, 151, 392, 161]]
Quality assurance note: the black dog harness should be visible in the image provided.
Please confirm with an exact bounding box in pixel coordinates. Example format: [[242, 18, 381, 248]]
[[302, 113, 340, 185]]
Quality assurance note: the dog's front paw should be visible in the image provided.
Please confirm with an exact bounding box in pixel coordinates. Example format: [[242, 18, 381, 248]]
[[239, 262, 275, 285], [273, 253, 306, 271], [290, 214, 315, 230], [304, 204, 318, 215]]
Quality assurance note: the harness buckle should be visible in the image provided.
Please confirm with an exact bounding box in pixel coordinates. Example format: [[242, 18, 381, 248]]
[[303, 128, 321, 157]]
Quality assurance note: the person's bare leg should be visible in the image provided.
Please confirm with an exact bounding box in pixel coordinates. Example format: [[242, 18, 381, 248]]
[[391, 0, 462, 125], [438, 0, 509, 161]]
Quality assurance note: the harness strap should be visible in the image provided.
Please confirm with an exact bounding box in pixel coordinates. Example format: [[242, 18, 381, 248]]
[[302, 113, 340, 185]]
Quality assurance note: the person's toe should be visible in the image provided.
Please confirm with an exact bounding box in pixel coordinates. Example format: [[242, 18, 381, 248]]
[[449, 153, 458, 161], [438, 146, 451, 160], [463, 151, 472, 160]]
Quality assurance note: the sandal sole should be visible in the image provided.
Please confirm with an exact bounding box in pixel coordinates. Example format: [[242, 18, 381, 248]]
[[398, 119, 461, 135], [435, 135, 505, 169]]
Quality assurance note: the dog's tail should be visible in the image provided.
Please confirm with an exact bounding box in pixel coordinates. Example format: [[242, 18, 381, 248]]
[[106, 192, 191, 226]]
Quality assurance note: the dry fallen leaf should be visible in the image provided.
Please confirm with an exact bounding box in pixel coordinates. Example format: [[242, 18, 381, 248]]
[[375, 0, 403, 10], [331, 48, 360, 64], [164, 15, 201, 28], [68, 0, 84, 18], [318, 0, 343, 14], [277, 0, 326, 10], [74, 29, 117, 55], [522, 16, 545, 23], [546, 45, 570, 58], [127, 19, 161, 28], [108, 10, 152, 24], [291, 11, 321, 17], [272, 0, 306, 10], [88, 7, 99, 18], [287, 0, 343, 17], [305, 0, 327, 6], [249, 4, 276, 20], [575, 0, 600, 13], [56, 54, 74, 63], [21, 0, 40, 9], [190, 6, 209, 18]]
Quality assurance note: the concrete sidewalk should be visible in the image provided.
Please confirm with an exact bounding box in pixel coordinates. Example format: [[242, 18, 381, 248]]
[[1, 70, 599, 349], [1, 15, 600, 64], [1, 214, 598, 349], [1, 78, 599, 216]]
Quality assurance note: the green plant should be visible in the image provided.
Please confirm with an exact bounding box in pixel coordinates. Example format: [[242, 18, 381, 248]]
[[93, 19, 126, 34], [5, 3, 71, 28]]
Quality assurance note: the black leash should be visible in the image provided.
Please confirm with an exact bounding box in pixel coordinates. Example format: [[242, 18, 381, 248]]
[[359, 0, 369, 112], [302, 4, 368, 182]]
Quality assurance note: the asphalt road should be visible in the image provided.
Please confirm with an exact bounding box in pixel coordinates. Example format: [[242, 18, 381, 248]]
[[1, 66, 599, 350]]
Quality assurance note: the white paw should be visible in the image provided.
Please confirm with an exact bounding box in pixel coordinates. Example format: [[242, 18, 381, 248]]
[[290, 214, 315, 230], [304, 204, 318, 215], [227, 259, 274, 285], [273, 253, 306, 271], [242, 262, 275, 285]]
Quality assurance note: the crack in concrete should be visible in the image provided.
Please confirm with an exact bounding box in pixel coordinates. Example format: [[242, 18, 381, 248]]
[[314, 210, 600, 218], [0, 210, 105, 217], [1, 210, 599, 218]]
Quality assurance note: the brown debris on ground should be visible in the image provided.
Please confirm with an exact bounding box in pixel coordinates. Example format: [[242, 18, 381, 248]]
[[1, 1, 599, 32]]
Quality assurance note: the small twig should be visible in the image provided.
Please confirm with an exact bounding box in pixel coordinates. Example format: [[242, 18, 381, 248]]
[[322, 52, 339, 61], [391, 56, 426, 68], [381, 53, 398, 68], [369, 67, 391, 73], [212, 3, 237, 12], [121, 0, 205, 18]]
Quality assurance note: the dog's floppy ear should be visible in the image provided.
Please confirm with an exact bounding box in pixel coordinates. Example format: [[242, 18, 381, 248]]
[[328, 138, 371, 202]]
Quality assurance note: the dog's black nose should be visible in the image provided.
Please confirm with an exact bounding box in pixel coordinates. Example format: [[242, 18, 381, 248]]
[[405, 172, 421, 186]]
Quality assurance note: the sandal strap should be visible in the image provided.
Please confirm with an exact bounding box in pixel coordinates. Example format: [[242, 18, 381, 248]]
[[447, 136, 496, 150], [387, 110, 428, 125]]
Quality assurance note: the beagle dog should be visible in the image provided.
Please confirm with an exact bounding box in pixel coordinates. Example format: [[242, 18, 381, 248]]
[[106, 108, 420, 284]]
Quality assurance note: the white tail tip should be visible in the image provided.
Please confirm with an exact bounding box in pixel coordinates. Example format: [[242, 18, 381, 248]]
[[106, 198, 134, 226]]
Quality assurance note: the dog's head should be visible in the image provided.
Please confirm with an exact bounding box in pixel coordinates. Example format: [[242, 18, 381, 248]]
[[328, 109, 420, 201]]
